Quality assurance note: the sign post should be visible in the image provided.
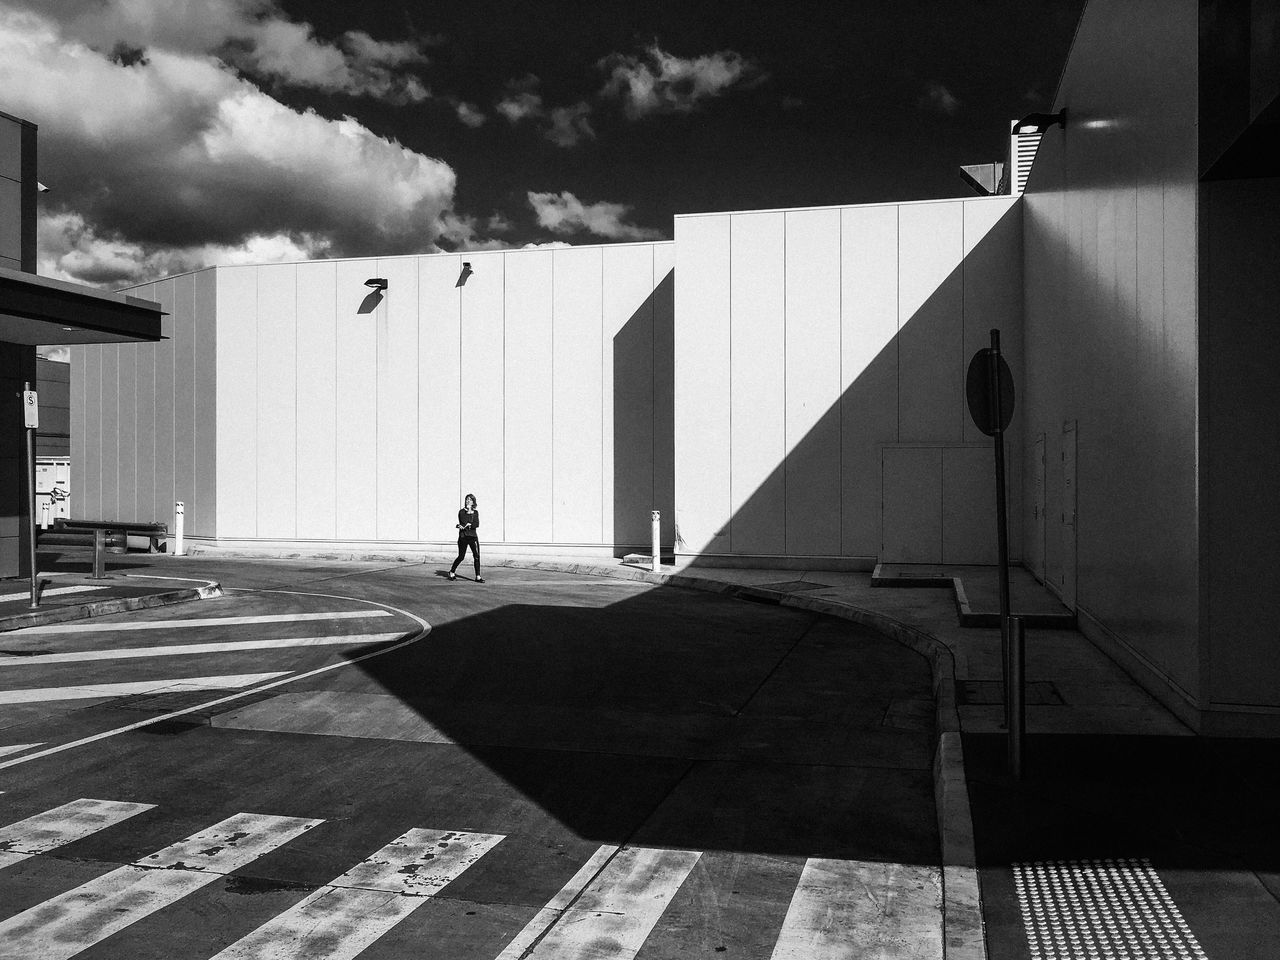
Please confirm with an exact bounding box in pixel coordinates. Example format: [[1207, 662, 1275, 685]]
[[965, 329, 1022, 776], [23, 383, 39, 608]]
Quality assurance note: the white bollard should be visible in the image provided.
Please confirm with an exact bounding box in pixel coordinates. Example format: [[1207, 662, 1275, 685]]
[[651, 510, 661, 573], [40, 502, 49, 530], [174, 501, 185, 556]]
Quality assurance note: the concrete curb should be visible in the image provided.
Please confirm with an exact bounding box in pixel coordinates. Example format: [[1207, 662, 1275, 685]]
[[0, 576, 223, 633], [180, 549, 986, 957], [872, 561, 1074, 631]]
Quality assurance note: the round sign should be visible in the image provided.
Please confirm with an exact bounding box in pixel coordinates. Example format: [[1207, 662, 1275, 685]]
[[966, 348, 1015, 436]]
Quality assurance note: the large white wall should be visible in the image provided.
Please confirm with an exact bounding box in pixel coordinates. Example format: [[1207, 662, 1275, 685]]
[[202, 242, 673, 553], [673, 197, 1023, 566], [72, 270, 217, 537], [1021, 0, 1202, 717]]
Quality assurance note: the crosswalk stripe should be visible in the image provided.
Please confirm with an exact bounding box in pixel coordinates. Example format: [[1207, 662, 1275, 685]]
[[521, 846, 701, 959], [0, 742, 42, 758], [493, 844, 620, 960], [14, 610, 394, 635], [0, 585, 102, 604], [0, 634, 405, 667], [0, 798, 154, 872], [769, 859, 943, 959], [0, 811, 321, 960], [211, 827, 505, 959], [0, 672, 291, 704]]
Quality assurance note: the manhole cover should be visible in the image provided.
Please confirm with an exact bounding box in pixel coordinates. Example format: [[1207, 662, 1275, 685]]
[[1014, 858, 1206, 959]]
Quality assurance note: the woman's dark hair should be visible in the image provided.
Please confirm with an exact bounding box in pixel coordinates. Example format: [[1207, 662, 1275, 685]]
[[464, 493, 477, 509]]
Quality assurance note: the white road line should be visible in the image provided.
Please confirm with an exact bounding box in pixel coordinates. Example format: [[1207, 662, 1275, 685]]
[[0, 742, 42, 758], [13, 610, 394, 635], [769, 859, 943, 959], [212, 827, 504, 960], [0, 811, 321, 960], [522, 846, 700, 959], [0, 798, 154, 872], [0, 672, 291, 705], [0, 590, 429, 772], [0, 585, 103, 604], [494, 845, 620, 960], [0, 633, 405, 667]]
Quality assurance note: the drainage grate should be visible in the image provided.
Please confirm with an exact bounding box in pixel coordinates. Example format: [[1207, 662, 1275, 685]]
[[1014, 858, 1207, 960]]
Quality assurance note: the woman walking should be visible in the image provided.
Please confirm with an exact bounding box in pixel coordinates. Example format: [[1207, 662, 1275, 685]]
[[449, 494, 483, 582]]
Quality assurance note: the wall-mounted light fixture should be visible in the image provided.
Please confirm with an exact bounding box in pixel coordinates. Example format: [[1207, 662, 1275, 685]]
[[1013, 109, 1066, 135], [455, 262, 474, 288], [364, 277, 388, 291]]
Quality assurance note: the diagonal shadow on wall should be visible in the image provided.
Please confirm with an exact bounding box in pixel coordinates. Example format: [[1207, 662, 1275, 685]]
[[612, 269, 675, 556], [676, 202, 1022, 567]]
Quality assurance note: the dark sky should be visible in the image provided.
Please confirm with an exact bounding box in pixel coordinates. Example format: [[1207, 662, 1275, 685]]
[[0, 0, 1085, 285]]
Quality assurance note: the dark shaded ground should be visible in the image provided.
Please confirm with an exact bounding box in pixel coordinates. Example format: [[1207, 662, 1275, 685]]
[[965, 732, 1280, 960]]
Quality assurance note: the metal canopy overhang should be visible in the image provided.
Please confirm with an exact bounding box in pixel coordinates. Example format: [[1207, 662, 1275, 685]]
[[0, 266, 165, 345]]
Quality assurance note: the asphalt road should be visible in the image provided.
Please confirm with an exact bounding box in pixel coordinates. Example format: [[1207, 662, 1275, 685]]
[[0, 557, 940, 959]]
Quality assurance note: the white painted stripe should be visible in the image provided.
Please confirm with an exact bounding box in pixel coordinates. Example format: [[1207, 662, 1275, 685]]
[[14, 610, 393, 635], [523, 846, 700, 959], [0, 585, 102, 604], [0, 634, 404, 667], [0, 812, 321, 960], [212, 827, 504, 960], [0, 590, 429, 772], [0, 672, 290, 704], [0, 798, 154, 871], [770, 859, 943, 959], [493, 845, 620, 960], [0, 742, 42, 758]]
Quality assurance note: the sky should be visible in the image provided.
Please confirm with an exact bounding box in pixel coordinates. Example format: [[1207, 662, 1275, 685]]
[[2, 0, 1086, 293]]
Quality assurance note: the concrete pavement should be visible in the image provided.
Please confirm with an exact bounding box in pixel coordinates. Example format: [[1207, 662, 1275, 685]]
[[5, 544, 1276, 957]]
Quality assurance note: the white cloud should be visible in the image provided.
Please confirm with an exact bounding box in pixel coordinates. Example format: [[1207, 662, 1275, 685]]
[[1, 8, 457, 285], [545, 103, 595, 147], [920, 82, 960, 115], [454, 100, 487, 127], [38, 211, 332, 286], [496, 75, 594, 148], [496, 91, 544, 123], [13, 0, 431, 103], [599, 43, 764, 119], [527, 191, 662, 241]]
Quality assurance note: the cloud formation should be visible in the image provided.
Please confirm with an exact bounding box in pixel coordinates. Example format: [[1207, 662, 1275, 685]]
[[1, 7, 457, 285], [496, 75, 595, 147], [13, 0, 432, 103], [920, 82, 960, 115], [599, 43, 764, 118], [527, 191, 662, 241]]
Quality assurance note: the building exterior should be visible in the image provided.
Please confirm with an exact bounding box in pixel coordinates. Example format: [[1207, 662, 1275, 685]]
[[0, 110, 162, 577], [68, 0, 1280, 734]]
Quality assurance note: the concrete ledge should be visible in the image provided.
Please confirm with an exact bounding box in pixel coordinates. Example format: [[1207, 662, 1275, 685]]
[[0, 576, 222, 633], [872, 562, 1076, 630]]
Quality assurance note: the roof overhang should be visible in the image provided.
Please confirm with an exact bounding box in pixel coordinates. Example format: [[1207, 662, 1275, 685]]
[[0, 266, 165, 345]]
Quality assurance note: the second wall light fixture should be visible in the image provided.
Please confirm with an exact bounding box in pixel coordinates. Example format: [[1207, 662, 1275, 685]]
[[364, 277, 388, 290]]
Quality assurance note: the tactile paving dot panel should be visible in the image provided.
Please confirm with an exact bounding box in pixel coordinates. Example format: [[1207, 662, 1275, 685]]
[[1013, 858, 1208, 959]]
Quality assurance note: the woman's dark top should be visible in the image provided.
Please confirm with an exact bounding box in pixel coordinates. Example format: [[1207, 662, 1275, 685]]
[[457, 509, 479, 539]]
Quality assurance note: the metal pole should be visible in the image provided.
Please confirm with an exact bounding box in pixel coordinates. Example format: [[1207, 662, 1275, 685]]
[[1009, 616, 1026, 779], [988, 330, 1012, 731], [174, 501, 185, 556], [651, 510, 661, 573], [24, 381, 38, 608]]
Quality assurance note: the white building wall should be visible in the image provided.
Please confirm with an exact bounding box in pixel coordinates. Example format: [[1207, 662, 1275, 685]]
[[674, 196, 1022, 566], [71, 270, 215, 537], [1021, 0, 1202, 720], [87, 243, 675, 554]]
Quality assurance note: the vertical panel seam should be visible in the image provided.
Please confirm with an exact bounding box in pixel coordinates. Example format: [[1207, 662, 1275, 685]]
[[782, 212, 788, 557], [838, 209, 844, 556], [551, 251, 556, 544], [728, 216, 733, 555]]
